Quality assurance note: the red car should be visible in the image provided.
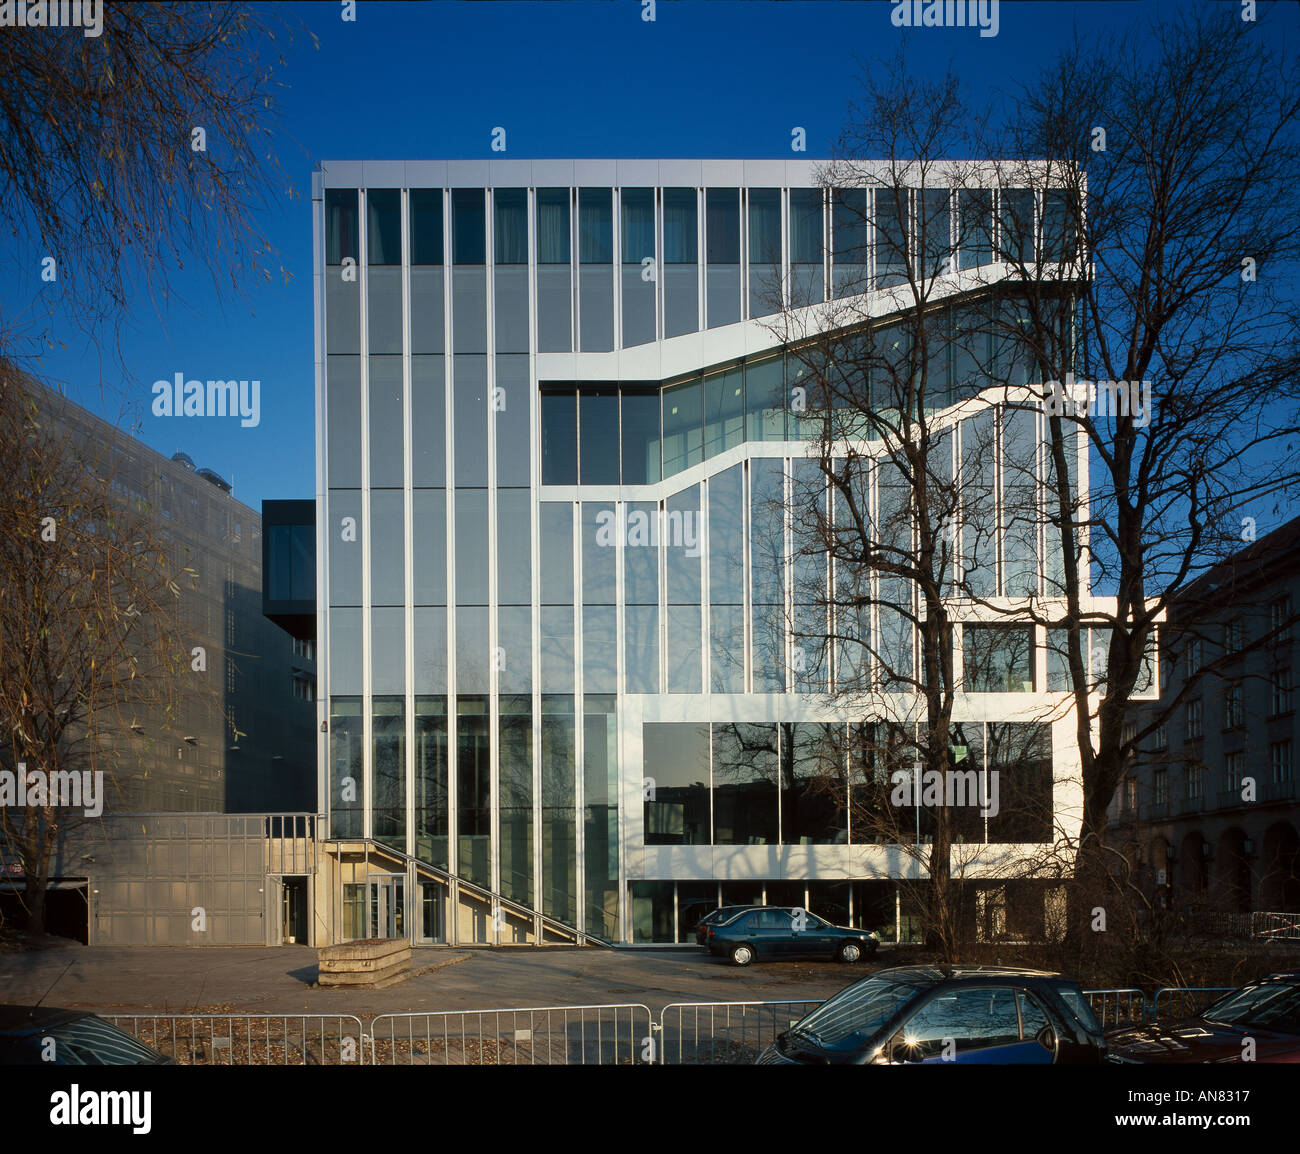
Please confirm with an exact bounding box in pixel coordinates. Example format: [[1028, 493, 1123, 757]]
[[1108, 972, 1300, 1063]]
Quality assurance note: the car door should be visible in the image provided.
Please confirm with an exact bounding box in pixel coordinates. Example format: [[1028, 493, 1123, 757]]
[[753, 908, 793, 957], [889, 986, 1054, 1064], [787, 909, 828, 959]]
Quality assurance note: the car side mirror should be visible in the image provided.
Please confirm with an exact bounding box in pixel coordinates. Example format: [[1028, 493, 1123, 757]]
[[1034, 1025, 1056, 1052], [885, 1035, 915, 1064]]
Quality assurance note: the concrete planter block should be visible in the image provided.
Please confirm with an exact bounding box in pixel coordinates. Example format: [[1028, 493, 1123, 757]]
[[317, 938, 411, 987]]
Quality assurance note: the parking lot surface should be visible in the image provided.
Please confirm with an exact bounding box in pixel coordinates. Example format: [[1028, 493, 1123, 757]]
[[0, 942, 890, 1017]]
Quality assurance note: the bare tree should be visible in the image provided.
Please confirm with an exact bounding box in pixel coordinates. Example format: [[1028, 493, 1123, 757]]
[[0, 1, 305, 374], [755, 60, 1053, 960], [974, 10, 1300, 900], [0, 364, 209, 934]]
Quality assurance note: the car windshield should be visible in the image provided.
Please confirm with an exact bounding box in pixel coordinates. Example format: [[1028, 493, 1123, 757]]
[[1201, 980, 1300, 1030], [31, 1017, 163, 1065], [789, 975, 924, 1052]]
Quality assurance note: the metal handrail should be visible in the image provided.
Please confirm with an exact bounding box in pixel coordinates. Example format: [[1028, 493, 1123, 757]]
[[322, 834, 610, 948]]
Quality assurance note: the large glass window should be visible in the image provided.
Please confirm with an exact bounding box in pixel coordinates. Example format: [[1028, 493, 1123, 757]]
[[326, 189, 360, 354], [368, 356, 404, 487], [454, 489, 489, 605], [579, 187, 613, 263], [326, 356, 361, 486], [832, 188, 868, 298], [329, 697, 363, 838], [958, 188, 994, 270], [712, 722, 777, 844], [624, 499, 660, 694], [494, 189, 529, 353], [328, 489, 362, 606], [875, 188, 909, 288], [987, 722, 1052, 843], [584, 695, 620, 940], [456, 696, 491, 885], [497, 488, 532, 606], [751, 458, 786, 692], [748, 187, 782, 317], [412, 489, 446, 606], [579, 388, 619, 484], [495, 354, 530, 485], [789, 188, 824, 306], [745, 356, 785, 442], [964, 624, 1035, 692], [782, 723, 846, 843], [579, 187, 614, 351], [621, 188, 656, 347], [961, 408, 998, 597], [620, 387, 661, 484], [541, 695, 577, 924], [372, 697, 405, 850], [709, 466, 745, 694], [540, 388, 578, 485], [367, 188, 401, 265], [644, 723, 709, 844], [1041, 189, 1076, 263], [918, 188, 951, 278], [369, 490, 405, 607], [703, 367, 744, 458], [664, 187, 698, 338], [1002, 406, 1039, 596], [371, 606, 405, 695], [999, 188, 1035, 264], [705, 188, 740, 328], [326, 187, 359, 266], [539, 502, 575, 606], [414, 697, 448, 869], [453, 356, 488, 486], [452, 189, 486, 264], [536, 188, 571, 352], [494, 188, 527, 264], [497, 605, 532, 694], [410, 356, 445, 484], [662, 376, 703, 476], [499, 695, 533, 906], [666, 486, 703, 694], [410, 188, 444, 265]]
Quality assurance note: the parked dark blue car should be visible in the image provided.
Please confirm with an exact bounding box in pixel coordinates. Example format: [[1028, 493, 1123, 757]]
[[757, 965, 1107, 1064], [706, 906, 879, 965]]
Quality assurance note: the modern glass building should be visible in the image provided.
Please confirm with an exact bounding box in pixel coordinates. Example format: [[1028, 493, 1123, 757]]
[[312, 159, 1123, 947]]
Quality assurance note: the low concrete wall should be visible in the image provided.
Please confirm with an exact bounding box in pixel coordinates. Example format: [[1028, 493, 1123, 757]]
[[318, 938, 411, 988]]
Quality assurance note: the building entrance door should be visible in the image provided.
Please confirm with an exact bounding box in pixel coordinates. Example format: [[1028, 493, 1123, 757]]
[[369, 876, 405, 940]]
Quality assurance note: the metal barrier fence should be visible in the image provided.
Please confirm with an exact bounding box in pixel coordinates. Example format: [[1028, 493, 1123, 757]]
[[106, 1014, 366, 1065], [1151, 986, 1234, 1023], [366, 1004, 653, 1065], [104, 986, 1254, 1065], [1082, 988, 1147, 1029], [656, 1000, 823, 1065], [1252, 911, 1300, 941]]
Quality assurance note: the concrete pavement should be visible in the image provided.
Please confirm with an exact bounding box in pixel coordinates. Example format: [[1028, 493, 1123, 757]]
[[0, 942, 882, 1017]]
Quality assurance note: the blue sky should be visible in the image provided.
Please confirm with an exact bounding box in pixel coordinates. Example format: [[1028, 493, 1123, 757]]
[[8, 0, 1280, 508]]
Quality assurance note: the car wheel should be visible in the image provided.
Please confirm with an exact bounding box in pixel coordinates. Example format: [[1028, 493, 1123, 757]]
[[730, 943, 755, 967], [838, 941, 862, 963]]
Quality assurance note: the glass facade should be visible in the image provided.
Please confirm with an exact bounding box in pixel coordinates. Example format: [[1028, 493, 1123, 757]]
[[318, 164, 1079, 947]]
